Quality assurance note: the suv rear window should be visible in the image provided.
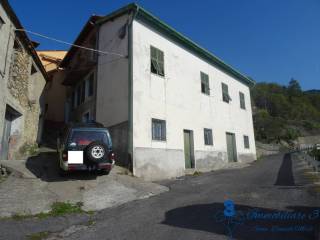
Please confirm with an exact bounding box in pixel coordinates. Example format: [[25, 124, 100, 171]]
[[69, 130, 110, 146]]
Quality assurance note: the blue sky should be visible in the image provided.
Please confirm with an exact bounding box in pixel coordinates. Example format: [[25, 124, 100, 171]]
[[9, 0, 320, 90]]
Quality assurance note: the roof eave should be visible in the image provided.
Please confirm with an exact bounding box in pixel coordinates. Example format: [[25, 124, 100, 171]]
[[1, 0, 49, 82], [135, 7, 255, 87]]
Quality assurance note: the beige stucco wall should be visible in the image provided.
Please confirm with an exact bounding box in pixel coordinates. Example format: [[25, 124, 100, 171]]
[[37, 51, 67, 123]]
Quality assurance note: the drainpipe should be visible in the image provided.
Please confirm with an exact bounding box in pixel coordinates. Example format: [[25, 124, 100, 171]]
[[128, 6, 139, 171]]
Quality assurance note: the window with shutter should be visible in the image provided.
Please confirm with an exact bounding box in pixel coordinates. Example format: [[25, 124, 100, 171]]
[[239, 92, 246, 109], [150, 46, 165, 77], [244, 135, 250, 149], [201, 72, 210, 95], [222, 83, 231, 103]]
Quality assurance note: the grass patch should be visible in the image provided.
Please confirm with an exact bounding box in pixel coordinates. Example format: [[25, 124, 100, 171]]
[[192, 171, 202, 176], [8, 202, 91, 221], [26, 231, 49, 240], [86, 218, 96, 226], [19, 142, 39, 157], [50, 201, 84, 216], [11, 213, 32, 220]]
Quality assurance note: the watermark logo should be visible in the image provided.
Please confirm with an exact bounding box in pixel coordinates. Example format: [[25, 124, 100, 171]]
[[215, 200, 245, 239], [215, 199, 319, 239]]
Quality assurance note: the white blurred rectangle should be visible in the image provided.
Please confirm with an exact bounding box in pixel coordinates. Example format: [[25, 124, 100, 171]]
[[68, 151, 83, 164]]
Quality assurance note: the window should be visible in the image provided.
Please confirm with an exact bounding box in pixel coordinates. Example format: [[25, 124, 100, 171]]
[[76, 85, 81, 106], [82, 112, 90, 123], [81, 81, 86, 103], [31, 64, 37, 75], [152, 118, 166, 141], [84, 74, 94, 99], [88, 73, 94, 97], [70, 130, 109, 146], [222, 83, 231, 103], [150, 46, 164, 76], [72, 92, 75, 109], [0, 16, 5, 30], [204, 128, 213, 145], [244, 135, 250, 149], [239, 92, 246, 109], [201, 72, 210, 95]]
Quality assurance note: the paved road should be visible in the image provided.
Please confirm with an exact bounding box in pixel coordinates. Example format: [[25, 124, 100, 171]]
[[0, 153, 319, 240]]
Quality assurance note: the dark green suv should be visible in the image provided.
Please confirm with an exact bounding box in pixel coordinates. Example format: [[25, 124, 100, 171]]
[[57, 122, 115, 176]]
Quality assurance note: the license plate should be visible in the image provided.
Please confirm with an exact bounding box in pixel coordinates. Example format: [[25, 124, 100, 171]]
[[68, 151, 83, 164]]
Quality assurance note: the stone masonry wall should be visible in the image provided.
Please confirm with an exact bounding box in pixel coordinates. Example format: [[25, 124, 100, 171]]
[[6, 44, 43, 159], [8, 48, 30, 108]]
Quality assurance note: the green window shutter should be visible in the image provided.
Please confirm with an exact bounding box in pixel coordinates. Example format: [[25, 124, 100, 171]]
[[222, 83, 230, 103], [244, 135, 250, 149], [150, 46, 165, 76], [201, 72, 210, 95], [239, 92, 246, 109]]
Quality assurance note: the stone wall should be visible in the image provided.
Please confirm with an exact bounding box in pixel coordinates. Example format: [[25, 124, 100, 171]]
[[8, 47, 30, 108], [5, 42, 45, 159]]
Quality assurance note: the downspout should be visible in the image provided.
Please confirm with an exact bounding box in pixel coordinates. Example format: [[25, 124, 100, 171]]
[[94, 22, 99, 121], [128, 5, 139, 171]]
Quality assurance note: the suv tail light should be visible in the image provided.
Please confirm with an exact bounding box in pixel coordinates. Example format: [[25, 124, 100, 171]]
[[108, 151, 115, 162], [62, 151, 68, 162]]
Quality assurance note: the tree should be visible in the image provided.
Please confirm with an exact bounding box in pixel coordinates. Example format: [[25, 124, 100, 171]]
[[287, 79, 302, 99]]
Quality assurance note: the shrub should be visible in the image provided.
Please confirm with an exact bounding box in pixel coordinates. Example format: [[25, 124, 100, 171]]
[[19, 142, 39, 157]]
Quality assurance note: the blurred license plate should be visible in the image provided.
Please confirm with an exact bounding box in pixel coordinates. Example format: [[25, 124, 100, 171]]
[[68, 151, 83, 164]]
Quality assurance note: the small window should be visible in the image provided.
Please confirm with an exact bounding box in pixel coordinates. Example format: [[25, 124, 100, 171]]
[[0, 16, 5, 30], [239, 92, 246, 109], [13, 39, 21, 50], [81, 81, 86, 103], [152, 118, 166, 141], [244, 135, 250, 149], [71, 92, 75, 109], [204, 128, 213, 145], [222, 83, 231, 103], [76, 85, 81, 106], [201, 72, 210, 95], [31, 64, 37, 75], [88, 74, 94, 97], [82, 112, 90, 123], [150, 46, 164, 77]]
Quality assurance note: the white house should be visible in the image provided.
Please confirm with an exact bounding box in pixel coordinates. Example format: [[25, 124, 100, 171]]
[[61, 3, 256, 180]]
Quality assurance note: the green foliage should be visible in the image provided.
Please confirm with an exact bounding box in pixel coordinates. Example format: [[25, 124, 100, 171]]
[[26, 231, 49, 240], [252, 80, 320, 143], [309, 147, 320, 161], [19, 142, 39, 157], [8, 202, 88, 221]]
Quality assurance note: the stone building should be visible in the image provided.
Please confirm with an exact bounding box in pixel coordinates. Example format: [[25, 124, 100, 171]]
[[0, 0, 47, 159]]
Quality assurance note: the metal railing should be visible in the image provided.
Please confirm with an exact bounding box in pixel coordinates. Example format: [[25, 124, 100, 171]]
[[298, 149, 320, 172]]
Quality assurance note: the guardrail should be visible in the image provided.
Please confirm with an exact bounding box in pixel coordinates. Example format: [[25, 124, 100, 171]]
[[299, 152, 320, 172]]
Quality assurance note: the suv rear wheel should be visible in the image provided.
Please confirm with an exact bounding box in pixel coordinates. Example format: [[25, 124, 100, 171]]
[[85, 141, 107, 163]]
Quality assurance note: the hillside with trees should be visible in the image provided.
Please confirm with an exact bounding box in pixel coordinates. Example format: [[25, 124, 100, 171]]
[[251, 79, 320, 144]]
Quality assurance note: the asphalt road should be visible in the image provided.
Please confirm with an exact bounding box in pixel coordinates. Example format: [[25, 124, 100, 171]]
[[0, 153, 319, 240]]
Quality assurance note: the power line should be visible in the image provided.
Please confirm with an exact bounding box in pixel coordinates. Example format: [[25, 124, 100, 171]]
[[15, 28, 126, 58]]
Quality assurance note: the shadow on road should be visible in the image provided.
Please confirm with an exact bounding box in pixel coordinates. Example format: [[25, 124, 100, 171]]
[[25, 152, 99, 182], [162, 202, 319, 240], [274, 153, 295, 186]]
